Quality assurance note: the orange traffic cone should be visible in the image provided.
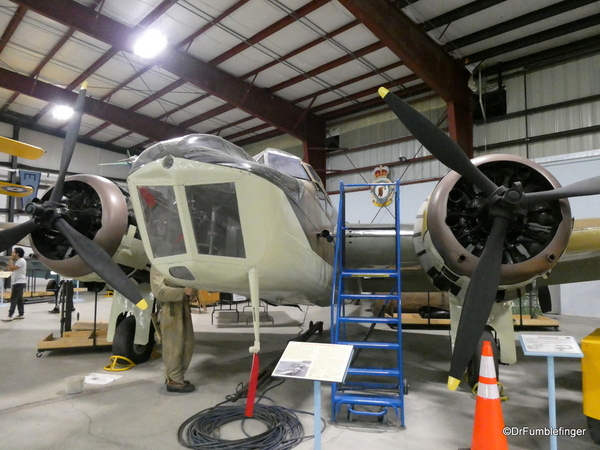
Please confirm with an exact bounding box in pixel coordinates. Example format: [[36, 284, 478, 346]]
[[471, 341, 508, 450]]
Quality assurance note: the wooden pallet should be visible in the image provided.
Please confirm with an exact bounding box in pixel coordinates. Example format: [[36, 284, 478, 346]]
[[37, 322, 111, 355], [2, 288, 87, 300], [400, 313, 559, 329], [512, 314, 560, 329]]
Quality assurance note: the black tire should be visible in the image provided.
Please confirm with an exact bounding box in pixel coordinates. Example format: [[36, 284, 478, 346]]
[[112, 315, 155, 364], [46, 279, 57, 292], [589, 416, 600, 445], [466, 328, 500, 389], [538, 285, 552, 313]]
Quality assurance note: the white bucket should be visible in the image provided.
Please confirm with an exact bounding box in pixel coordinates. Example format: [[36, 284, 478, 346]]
[[65, 375, 85, 395]]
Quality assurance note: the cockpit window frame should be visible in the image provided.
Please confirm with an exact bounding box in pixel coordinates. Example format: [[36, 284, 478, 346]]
[[137, 185, 188, 259], [255, 148, 310, 181]]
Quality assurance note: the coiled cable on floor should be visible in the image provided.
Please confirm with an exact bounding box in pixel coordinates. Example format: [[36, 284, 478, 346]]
[[178, 401, 316, 450]]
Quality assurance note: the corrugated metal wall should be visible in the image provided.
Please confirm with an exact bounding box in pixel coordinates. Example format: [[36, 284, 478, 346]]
[[243, 133, 304, 158], [326, 53, 600, 191], [327, 96, 448, 190], [476, 53, 600, 161]]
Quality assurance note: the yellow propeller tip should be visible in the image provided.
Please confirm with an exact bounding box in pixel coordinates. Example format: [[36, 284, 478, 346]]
[[447, 376, 460, 391], [136, 299, 148, 310], [378, 87, 389, 98], [81, 81, 88, 90]]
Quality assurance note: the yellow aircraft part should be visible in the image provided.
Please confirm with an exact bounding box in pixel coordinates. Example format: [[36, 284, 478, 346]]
[[0, 135, 45, 160], [565, 219, 600, 255], [136, 298, 148, 310], [582, 328, 600, 420], [0, 181, 33, 197], [104, 355, 136, 372]]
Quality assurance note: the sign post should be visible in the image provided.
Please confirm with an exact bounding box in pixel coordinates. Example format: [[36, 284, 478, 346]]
[[519, 334, 584, 450], [272, 341, 353, 450]]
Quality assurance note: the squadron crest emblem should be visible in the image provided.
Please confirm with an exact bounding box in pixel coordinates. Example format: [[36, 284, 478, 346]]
[[370, 165, 394, 207]]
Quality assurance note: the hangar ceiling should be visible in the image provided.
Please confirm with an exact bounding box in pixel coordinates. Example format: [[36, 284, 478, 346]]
[[0, 0, 599, 171]]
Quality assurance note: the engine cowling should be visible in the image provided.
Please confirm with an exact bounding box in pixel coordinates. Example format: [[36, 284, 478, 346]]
[[30, 174, 130, 278], [414, 154, 573, 298]]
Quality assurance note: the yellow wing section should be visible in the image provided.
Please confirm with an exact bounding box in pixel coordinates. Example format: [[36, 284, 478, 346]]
[[0, 136, 45, 160], [0, 181, 34, 197], [542, 219, 600, 286]]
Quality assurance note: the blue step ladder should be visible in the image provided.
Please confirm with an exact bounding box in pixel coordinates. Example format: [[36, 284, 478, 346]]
[[330, 180, 406, 427]]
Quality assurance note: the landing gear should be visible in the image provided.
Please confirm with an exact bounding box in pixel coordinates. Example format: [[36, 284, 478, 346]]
[[466, 328, 500, 388], [112, 315, 155, 364]]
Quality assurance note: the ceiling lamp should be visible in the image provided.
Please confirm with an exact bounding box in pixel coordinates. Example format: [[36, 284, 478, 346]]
[[133, 29, 167, 59], [52, 105, 74, 120]]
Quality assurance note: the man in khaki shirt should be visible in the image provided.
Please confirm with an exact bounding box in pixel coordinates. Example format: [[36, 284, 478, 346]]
[[150, 265, 195, 393]]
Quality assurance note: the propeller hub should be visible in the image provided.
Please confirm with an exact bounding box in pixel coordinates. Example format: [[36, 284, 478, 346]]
[[422, 154, 572, 288], [24, 202, 44, 217], [503, 186, 522, 205]]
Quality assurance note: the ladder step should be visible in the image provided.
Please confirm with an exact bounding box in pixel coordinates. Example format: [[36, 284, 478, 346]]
[[337, 316, 398, 325], [341, 269, 398, 278], [335, 341, 400, 350], [332, 392, 403, 407], [347, 367, 401, 377], [340, 293, 398, 301], [342, 381, 400, 390]]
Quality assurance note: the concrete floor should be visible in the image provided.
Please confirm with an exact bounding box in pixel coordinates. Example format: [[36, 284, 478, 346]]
[[0, 291, 599, 450]]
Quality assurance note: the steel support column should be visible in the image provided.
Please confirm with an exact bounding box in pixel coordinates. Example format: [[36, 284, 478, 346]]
[[337, 0, 473, 154]]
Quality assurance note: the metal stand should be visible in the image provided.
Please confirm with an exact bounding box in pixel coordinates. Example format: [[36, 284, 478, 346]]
[[314, 380, 321, 450], [59, 280, 74, 336], [519, 334, 584, 450]]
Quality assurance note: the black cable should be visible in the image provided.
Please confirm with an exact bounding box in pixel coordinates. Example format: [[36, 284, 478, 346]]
[[178, 379, 325, 450]]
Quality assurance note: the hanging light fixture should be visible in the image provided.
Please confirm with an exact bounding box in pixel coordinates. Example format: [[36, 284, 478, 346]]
[[52, 105, 74, 120], [133, 29, 167, 59]]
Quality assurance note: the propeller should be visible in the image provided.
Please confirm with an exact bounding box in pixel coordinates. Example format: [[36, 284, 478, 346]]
[[0, 83, 147, 311], [378, 87, 498, 197], [526, 175, 600, 204], [0, 220, 37, 250], [379, 87, 600, 390]]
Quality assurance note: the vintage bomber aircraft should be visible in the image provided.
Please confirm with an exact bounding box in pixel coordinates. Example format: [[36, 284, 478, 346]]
[[2, 84, 600, 390]]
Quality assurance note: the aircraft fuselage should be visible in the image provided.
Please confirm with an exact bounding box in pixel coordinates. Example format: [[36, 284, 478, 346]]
[[127, 135, 336, 306]]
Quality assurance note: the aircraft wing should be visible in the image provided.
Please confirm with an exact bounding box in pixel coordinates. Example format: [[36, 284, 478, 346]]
[[0, 136, 45, 160], [342, 218, 600, 293], [343, 223, 432, 293], [540, 218, 600, 286]]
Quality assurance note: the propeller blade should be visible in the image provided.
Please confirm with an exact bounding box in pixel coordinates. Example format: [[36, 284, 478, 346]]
[[526, 175, 600, 204], [49, 82, 87, 205], [53, 217, 148, 310], [0, 219, 38, 250], [378, 87, 498, 197], [447, 215, 510, 391]]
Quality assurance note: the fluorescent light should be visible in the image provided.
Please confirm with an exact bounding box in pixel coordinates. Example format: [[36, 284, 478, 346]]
[[52, 105, 74, 120], [133, 29, 167, 59]]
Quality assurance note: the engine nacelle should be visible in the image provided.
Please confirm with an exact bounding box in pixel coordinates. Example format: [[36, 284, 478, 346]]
[[30, 174, 148, 279], [414, 154, 573, 299]]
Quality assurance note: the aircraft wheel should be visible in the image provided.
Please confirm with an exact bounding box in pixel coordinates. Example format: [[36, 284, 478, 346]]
[[112, 315, 155, 364], [589, 416, 600, 445], [46, 279, 57, 292], [538, 285, 552, 313], [466, 328, 500, 389]]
